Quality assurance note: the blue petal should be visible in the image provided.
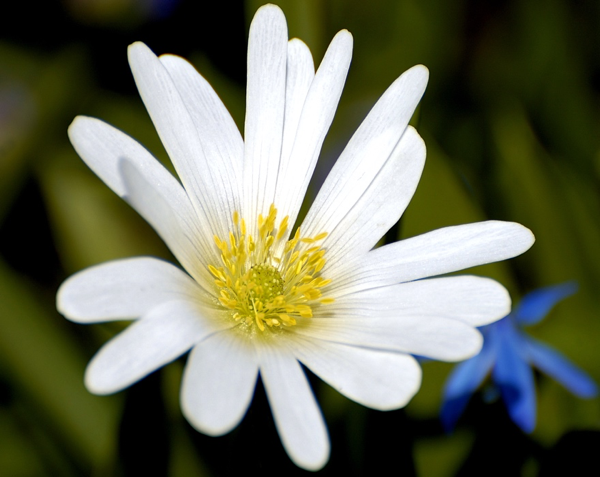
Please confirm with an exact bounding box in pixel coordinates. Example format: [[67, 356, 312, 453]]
[[514, 282, 578, 326], [493, 321, 537, 432], [441, 337, 496, 431], [525, 337, 598, 398]]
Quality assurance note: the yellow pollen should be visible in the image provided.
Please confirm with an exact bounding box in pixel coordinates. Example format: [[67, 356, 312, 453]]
[[208, 204, 334, 332]]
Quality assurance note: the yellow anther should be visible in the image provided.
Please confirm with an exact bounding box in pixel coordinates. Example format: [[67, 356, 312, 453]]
[[314, 259, 325, 273], [277, 216, 289, 240], [207, 204, 333, 333]]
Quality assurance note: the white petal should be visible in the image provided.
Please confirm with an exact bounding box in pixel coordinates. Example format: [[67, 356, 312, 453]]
[[160, 53, 243, 221], [128, 42, 233, 241], [276, 30, 353, 232], [67, 117, 202, 272], [181, 331, 259, 436], [85, 300, 227, 395], [331, 221, 535, 293], [302, 65, 428, 244], [68, 116, 180, 199], [294, 315, 483, 361], [332, 275, 511, 327], [259, 344, 329, 471], [243, 4, 288, 226], [319, 126, 425, 269], [119, 159, 217, 285], [289, 336, 422, 410], [280, 38, 315, 166], [57, 257, 207, 322]]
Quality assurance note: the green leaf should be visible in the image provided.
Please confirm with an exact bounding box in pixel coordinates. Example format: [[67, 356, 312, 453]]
[[0, 259, 119, 469]]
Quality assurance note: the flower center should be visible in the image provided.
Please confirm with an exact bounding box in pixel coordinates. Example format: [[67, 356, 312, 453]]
[[208, 204, 334, 332]]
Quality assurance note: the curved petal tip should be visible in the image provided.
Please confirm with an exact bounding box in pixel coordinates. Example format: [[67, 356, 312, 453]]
[[509, 222, 536, 256], [254, 3, 286, 23]]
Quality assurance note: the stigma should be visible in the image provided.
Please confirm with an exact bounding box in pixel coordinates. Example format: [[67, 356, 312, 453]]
[[208, 204, 334, 333]]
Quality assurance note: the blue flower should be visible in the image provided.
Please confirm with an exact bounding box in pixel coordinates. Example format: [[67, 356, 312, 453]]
[[441, 282, 597, 433]]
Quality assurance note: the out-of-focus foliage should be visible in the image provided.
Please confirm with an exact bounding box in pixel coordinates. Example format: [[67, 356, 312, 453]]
[[1, 0, 599, 475]]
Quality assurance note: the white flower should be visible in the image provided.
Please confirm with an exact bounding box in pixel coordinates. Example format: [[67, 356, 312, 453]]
[[57, 4, 534, 471]]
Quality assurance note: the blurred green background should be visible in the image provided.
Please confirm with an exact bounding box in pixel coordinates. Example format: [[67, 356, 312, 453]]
[[1, 0, 599, 475]]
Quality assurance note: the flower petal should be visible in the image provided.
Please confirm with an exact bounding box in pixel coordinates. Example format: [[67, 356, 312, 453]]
[[160, 52, 244, 218], [492, 320, 537, 433], [67, 116, 181, 199], [128, 42, 234, 241], [301, 65, 428, 251], [440, 342, 496, 431], [525, 337, 598, 398], [181, 331, 259, 436], [57, 257, 206, 322], [514, 281, 578, 326], [289, 336, 422, 410], [259, 344, 329, 471], [85, 300, 227, 395], [243, 4, 288, 224], [331, 221, 535, 294], [67, 117, 202, 273], [118, 159, 216, 285], [321, 125, 426, 273], [295, 315, 483, 361], [280, 38, 315, 168], [332, 275, 511, 327], [276, 30, 353, 232]]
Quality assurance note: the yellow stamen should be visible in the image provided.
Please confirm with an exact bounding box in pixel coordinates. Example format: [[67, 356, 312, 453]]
[[208, 204, 334, 333]]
